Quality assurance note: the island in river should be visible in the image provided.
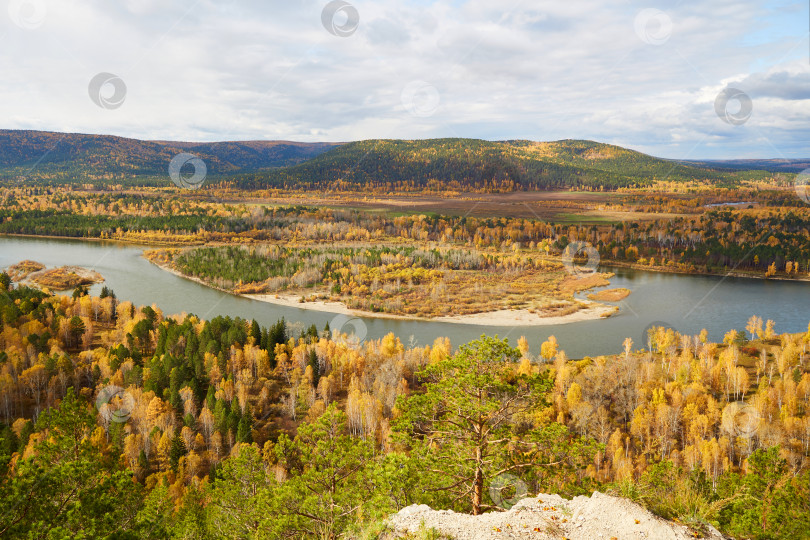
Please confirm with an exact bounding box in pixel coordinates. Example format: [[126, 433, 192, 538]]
[[6, 260, 105, 291], [144, 245, 621, 326]]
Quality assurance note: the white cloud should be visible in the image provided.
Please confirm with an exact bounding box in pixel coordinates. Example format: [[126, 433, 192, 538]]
[[0, 0, 806, 158]]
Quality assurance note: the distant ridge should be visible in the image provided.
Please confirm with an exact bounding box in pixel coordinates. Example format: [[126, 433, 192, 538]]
[[680, 158, 810, 174], [0, 129, 771, 189], [0, 129, 338, 183]]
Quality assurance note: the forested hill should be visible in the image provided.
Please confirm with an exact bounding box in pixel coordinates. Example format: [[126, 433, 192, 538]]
[[0, 130, 764, 190], [0, 130, 337, 183], [211, 138, 763, 191]]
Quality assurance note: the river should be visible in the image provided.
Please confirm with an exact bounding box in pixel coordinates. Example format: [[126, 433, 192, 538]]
[[1, 236, 808, 358]]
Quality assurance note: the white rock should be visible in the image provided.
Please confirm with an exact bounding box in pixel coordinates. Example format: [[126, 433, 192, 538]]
[[386, 491, 727, 540]]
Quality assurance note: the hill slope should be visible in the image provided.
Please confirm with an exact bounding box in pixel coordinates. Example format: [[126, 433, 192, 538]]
[[0, 129, 337, 183], [228, 138, 759, 191], [0, 130, 764, 190]]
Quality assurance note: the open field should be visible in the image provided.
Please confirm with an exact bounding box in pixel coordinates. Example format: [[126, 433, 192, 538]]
[[226, 190, 689, 222]]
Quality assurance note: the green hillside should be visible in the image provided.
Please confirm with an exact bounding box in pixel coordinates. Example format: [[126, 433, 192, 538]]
[[0, 130, 763, 190], [229, 138, 758, 191], [0, 130, 336, 185]]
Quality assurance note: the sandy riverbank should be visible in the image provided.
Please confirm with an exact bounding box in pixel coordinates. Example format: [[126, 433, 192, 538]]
[[432, 302, 617, 326], [245, 292, 616, 326]]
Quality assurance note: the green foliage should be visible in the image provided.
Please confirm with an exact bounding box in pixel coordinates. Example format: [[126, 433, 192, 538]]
[[0, 129, 333, 185], [236, 409, 254, 444], [651, 210, 810, 272], [231, 138, 753, 191], [0, 209, 224, 237], [266, 404, 383, 539], [173, 244, 478, 291], [0, 284, 48, 328], [170, 436, 188, 473], [717, 447, 810, 539], [134, 479, 175, 539], [100, 285, 117, 300], [612, 461, 734, 532], [169, 481, 209, 540], [205, 444, 269, 538], [0, 423, 19, 477], [396, 335, 563, 514], [72, 284, 89, 299], [609, 452, 810, 540], [0, 131, 758, 190], [0, 389, 142, 538]]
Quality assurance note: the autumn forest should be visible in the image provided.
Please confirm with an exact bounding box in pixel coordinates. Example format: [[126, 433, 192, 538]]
[[1, 134, 810, 539]]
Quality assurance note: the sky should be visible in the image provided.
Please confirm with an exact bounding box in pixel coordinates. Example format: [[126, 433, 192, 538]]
[[0, 0, 807, 159]]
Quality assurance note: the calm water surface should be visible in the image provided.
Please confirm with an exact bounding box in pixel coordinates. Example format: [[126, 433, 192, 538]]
[[1, 236, 808, 358]]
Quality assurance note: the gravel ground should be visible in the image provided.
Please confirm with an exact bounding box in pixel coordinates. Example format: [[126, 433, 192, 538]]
[[387, 492, 726, 540]]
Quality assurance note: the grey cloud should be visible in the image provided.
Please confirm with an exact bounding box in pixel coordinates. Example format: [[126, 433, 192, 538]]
[[0, 0, 804, 158], [735, 69, 810, 101]]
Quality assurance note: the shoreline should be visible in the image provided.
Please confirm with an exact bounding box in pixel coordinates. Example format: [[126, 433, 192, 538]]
[[600, 260, 810, 283], [245, 292, 617, 327], [0, 232, 199, 248], [146, 257, 618, 327]]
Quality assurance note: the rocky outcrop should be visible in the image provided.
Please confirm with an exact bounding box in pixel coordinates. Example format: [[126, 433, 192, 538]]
[[387, 492, 726, 539]]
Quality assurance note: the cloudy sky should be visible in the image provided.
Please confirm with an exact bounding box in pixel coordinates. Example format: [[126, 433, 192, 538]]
[[0, 0, 807, 158]]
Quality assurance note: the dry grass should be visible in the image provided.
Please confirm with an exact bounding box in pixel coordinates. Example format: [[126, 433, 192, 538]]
[[587, 288, 631, 302], [6, 260, 45, 281], [27, 266, 104, 290], [322, 267, 605, 319], [558, 273, 611, 295]]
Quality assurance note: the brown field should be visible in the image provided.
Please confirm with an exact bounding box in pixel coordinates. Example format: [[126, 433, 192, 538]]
[[219, 190, 688, 222], [90, 186, 702, 222]]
